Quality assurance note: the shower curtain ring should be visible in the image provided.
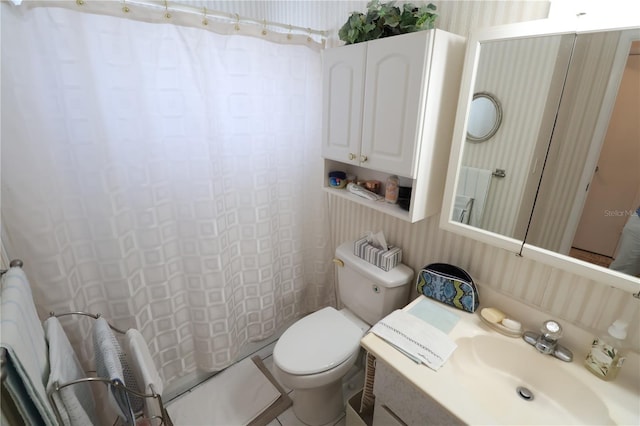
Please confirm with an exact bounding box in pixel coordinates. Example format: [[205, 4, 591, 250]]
[[202, 7, 208, 26], [163, 0, 171, 19]]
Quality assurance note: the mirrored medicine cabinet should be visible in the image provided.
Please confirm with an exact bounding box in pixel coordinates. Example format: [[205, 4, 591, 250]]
[[441, 16, 640, 295]]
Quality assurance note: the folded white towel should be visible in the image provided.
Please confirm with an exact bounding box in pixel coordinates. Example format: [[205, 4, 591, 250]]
[[124, 329, 164, 420], [0, 267, 57, 425], [370, 309, 457, 370], [93, 317, 134, 424], [44, 317, 98, 425]]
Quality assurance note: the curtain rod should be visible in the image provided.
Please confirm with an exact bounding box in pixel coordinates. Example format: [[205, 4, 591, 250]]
[[109, 0, 328, 38]]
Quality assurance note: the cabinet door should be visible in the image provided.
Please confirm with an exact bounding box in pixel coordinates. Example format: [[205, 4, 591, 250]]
[[361, 31, 432, 177], [322, 43, 366, 165], [374, 359, 463, 426]]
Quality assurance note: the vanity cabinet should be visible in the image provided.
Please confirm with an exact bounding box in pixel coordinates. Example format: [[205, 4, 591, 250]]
[[322, 30, 465, 222], [372, 359, 462, 426]]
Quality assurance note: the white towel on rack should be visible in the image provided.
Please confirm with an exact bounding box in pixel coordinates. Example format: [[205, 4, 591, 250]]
[[44, 317, 98, 426], [457, 167, 493, 227], [0, 267, 57, 425], [453, 195, 474, 224], [93, 317, 135, 425], [124, 329, 163, 420]]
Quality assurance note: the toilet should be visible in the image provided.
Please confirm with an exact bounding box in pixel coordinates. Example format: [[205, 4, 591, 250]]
[[272, 240, 414, 425]]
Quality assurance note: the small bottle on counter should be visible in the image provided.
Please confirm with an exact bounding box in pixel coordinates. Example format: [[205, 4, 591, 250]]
[[584, 319, 628, 381], [385, 175, 399, 204]]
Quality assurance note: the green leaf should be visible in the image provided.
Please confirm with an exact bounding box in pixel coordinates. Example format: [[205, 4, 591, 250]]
[[338, 18, 353, 43], [402, 3, 414, 12], [350, 12, 364, 27], [399, 10, 417, 30], [366, 0, 381, 11], [384, 12, 401, 27], [368, 26, 383, 40], [378, 2, 395, 17], [366, 10, 380, 24]]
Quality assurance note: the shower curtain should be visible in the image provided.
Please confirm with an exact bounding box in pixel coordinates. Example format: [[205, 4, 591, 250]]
[[1, 4, 333, 386]]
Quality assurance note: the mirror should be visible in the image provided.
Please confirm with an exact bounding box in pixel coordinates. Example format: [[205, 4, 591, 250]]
[[467, 92, 502, 142], [526, 33, 640, 260], [454, 32, 576, 237], [441, 18, 640, 294]]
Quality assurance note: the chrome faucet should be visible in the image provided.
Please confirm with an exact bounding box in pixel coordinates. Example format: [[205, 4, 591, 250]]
[[523, 320, 573, 362]]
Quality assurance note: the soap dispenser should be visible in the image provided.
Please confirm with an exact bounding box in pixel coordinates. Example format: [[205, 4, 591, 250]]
[[584, 319, 628, 381]]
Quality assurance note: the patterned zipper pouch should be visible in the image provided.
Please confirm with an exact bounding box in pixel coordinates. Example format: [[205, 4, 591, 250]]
[[416, 263, 479, 313]]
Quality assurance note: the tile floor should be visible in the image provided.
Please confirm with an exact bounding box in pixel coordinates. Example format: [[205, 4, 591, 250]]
[[166, 341, 365, 426]]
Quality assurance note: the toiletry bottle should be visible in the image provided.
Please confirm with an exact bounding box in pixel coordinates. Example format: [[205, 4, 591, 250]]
[[584, 319, 628, 381], [385, 175, 399, 204]]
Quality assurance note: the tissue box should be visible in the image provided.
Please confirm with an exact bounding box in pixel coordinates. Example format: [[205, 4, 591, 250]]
[[354, 237, 402, 271]]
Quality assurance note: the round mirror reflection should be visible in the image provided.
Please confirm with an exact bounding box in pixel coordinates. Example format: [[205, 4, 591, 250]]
[[467, 92, 502, 142]]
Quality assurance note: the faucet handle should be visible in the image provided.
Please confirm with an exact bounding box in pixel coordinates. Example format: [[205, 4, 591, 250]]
[[523, 320, 573, 362], [541, 320, 563, 341]]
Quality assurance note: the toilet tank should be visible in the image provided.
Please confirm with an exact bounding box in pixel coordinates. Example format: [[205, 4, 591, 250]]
[[335, 241, 414, 325]]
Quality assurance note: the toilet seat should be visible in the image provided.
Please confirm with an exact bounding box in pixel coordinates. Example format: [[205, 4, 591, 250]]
[[274, 307, 365, 375]]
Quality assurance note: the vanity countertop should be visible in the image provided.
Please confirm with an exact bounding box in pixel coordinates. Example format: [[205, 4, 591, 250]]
[[361, 294, 640, 425]]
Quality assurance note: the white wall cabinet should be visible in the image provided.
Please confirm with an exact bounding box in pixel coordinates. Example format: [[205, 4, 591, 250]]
[[322, 30, 465, 222]]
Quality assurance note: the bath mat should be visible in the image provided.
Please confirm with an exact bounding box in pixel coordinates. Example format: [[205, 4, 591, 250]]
[[166, 355, 283, 425], [248, 355, 292, 426]]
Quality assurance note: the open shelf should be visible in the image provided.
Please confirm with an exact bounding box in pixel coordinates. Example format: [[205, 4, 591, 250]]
[[322, 186, 413, 221], [323, 160, 424, 222]]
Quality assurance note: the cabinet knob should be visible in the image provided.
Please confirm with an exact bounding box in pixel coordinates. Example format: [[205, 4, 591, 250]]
[[348, 153, 356, 160], [360, 154, 368, 163]]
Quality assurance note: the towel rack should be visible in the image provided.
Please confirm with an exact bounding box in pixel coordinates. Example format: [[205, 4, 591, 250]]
[[0, 258, 23, 276], [49, 376, 171, 426], [1, 259, 172, 426], [492, 168, 506, 178], [50, 311, 128, 334], [46, 311, 173, 426]]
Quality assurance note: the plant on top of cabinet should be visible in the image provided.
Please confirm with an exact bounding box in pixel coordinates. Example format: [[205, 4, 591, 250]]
[[339, 1, 438, 45]]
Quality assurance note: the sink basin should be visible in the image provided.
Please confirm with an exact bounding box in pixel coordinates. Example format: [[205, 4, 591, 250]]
[[450, 335, 613, 425]]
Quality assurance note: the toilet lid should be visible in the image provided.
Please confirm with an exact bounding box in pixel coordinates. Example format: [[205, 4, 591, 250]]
[[274, 307, 365, 375]]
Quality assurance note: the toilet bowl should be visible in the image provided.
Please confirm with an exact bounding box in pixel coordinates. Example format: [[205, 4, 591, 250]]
[[272, 241, 414, 426], [273, 307, 368, 426]]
